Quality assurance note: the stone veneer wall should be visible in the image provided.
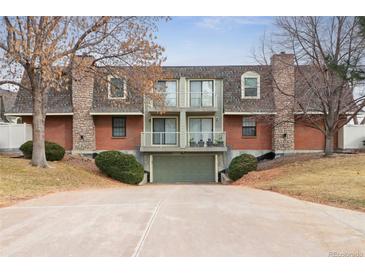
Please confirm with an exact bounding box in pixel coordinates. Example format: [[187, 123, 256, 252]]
[[72, 56, 96, 151], [271, 53, 295, 152]]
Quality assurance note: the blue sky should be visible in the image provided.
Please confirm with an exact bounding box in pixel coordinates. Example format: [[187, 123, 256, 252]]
[[156, 16, 275, 66]]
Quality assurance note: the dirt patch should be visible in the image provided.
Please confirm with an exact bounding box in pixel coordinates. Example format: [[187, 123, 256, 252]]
[[63, 154, 100, 173], [257, 153, 324, 171], [234, 168, 283, 185]]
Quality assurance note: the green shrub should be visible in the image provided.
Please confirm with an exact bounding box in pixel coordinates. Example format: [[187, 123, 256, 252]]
[[95, 151, 144, 185], [19, 141, 33, 159], [228, 153, 258, 181], [19, 140, 65, 161]]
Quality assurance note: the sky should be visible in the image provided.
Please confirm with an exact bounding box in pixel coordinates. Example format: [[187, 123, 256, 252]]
[[156, 16, 275, 66]]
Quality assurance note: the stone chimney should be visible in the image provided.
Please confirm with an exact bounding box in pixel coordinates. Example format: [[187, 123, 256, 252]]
[[72, 55, 96, 152], [271, 53, 295, 153]]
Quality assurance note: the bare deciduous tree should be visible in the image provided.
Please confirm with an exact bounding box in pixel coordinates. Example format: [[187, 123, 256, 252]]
[[0, 16, 167, 167], [257, 16, 365, 155]]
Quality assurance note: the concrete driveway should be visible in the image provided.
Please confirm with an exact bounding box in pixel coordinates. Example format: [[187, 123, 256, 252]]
[[0, 185, 364, 256]]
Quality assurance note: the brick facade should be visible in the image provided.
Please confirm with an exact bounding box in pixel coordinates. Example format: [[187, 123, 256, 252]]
[[271, 53, 295, 152], [72, 56, 96, 151], [294, 116, 338, 150], [94, 115, 143, 150], [224, 115, 272, 150], [295, 122, 325, 150], [22, 116, 73, 150]]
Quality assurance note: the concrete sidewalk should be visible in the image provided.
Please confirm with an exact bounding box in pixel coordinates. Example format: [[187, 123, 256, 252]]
[[0, 185, 364, 256]]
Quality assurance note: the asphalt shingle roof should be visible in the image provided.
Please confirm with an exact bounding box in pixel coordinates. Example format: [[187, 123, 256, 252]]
[[10, 65, 337, 114]]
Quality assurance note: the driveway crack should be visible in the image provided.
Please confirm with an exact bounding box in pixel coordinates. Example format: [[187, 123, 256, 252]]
[[131, 186, 180, 256], [132, 199, 162, 257]]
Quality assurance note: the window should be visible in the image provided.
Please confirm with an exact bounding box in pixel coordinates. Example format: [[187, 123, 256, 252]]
[[108, 77, 126, 99], [112, 117, 126, 137], [242, 117, 256, 137], [241, 72, 260, 99], [189, 80, 214, 107], [152, 118, 177, 145], [156, 80, 178, 106]]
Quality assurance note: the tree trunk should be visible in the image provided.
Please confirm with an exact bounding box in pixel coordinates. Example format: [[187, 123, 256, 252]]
[[324, 132, 334, 156], [31, 90, 48, 167]]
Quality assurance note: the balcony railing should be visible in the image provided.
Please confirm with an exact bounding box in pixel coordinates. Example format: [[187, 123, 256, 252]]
[[140, 131, 226, 150], [145, 91, 216, 109], [187, 132, 226, 148], [141, 132, 180, 147]]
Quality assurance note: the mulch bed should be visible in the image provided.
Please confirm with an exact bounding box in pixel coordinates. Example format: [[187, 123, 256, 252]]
[[62, 154, 100, 174]]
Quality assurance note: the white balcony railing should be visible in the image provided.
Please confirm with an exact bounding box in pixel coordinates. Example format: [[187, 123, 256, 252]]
[[146, 91, 215, 109], [187, 132, 226, 148], [141, 132, 180, 147], [141, 131, 226, 149]]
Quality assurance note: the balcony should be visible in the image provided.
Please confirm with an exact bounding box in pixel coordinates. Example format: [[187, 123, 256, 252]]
[[140, 131, 226, 152], [145, 91, 217, 112]]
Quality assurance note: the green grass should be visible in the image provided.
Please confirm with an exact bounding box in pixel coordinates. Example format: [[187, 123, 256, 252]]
[[243, 154, 365, 211], [0, 156, 123, 207]]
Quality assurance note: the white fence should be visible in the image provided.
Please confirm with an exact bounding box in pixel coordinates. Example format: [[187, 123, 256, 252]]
[[0, 123, 32, 151], [338, 125, 365, 149]]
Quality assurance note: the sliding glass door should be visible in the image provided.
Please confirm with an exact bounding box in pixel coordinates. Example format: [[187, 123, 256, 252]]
[[156, 80, 177, 106], [152, 118, 177, 145], [189, 118, 213, 145], [190, 80, 214, 107]]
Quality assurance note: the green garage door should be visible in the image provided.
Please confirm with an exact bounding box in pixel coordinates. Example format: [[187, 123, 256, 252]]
[[153, 155, 215, 183]]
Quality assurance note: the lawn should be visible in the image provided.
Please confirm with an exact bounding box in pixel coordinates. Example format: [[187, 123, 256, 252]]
[[235, 154, 365, 211], [0, 155, 124, 207]]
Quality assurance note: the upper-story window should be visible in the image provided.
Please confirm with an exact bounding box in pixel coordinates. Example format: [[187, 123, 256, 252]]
[[155, 80, 178, 106], [108, 76, 126, 99], [189, 80, 214, 107], [241, 72, 260, 99]]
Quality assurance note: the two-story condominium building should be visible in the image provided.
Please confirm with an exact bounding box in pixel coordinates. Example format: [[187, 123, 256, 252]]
[[7, 53, 335, 183]]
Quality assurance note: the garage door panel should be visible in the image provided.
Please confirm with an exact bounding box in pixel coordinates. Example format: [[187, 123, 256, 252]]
[[153, 155, 215, 183]]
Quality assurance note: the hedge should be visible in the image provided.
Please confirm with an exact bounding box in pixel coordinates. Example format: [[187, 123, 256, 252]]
[[228, 153, 258, 181], [95, 151, 144, 185], [19, 140, 65, 161]]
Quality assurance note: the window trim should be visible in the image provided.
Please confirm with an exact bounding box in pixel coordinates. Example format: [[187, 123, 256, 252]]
[[241, 71, 260, 99], [112, 116, 126, 138], [242, 116, 257, 137], [108, 75, 127, 99], [187, 79, 215, 107]]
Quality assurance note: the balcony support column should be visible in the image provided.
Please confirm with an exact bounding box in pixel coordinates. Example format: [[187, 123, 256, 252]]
[[180, 110, 187, 148], [179, 77, 186, 107]]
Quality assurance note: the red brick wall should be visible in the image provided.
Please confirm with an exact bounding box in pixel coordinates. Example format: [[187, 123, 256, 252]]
[[94, 115, 143, 150], [294, 118, 337, 150], [22, 116, 73, 150], [294, 123, 325, 150], [224, 115, 272, 150]]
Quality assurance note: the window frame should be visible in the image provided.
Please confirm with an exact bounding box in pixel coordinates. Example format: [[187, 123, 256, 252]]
[[241, 71, 260, 99], [151, 116, 179, 146], [108, 75, 127, 99], [188, 79, 215, 107], [242, 117, 257, 137], [155, 80, 178, 107], [112, 116, 127, 138]]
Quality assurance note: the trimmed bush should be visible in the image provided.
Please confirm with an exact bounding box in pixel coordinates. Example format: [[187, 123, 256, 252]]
[[95, 151, 144, 185], [19, 140, 65, 161], [228, 153, 258, 181]]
